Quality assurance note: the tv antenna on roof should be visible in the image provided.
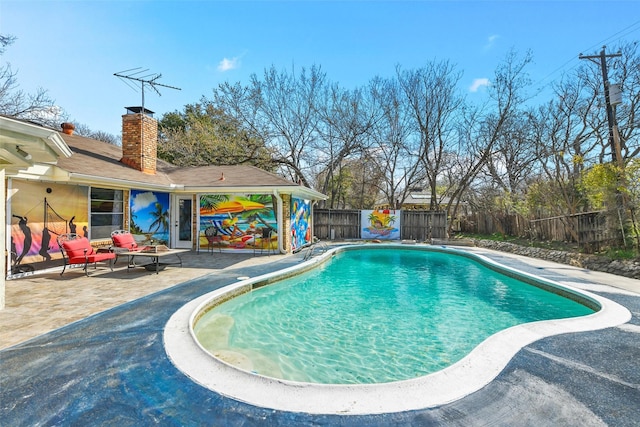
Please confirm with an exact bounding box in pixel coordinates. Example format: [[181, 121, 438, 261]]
[[114, 67, 181, 113]]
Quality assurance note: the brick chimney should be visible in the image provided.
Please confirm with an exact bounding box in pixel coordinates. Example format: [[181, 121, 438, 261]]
[[61, 122, 75, 135], [121, 107, 157, 174]]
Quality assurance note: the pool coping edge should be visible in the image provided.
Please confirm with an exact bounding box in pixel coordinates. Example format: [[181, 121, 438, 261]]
[[163, 244, 632, 415]]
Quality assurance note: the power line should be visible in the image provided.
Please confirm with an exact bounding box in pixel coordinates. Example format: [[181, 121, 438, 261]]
[[583, 19, 640, 54], [531, 19, 640, 96]]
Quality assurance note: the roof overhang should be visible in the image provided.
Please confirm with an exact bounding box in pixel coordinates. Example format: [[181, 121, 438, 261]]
[[0, 116, 72, 174], [67, 172, 182, 191], [0, 117, 328, 199], [181, 185, 327, 200]]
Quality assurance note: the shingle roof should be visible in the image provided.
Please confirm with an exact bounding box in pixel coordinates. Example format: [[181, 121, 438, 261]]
[[56, 133, 173, 187], [162, 164, 299, 189], [56, 132, 324, 198]]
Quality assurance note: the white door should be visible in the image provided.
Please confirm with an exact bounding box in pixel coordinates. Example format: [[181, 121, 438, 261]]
[[173, 195, 193, 249]]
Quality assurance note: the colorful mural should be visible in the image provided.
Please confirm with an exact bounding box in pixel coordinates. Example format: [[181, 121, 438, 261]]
[[199, 194, 276, 251], [129, 190, 170, 245], [291, 198, 312, 252], [9, 181, 89, 273], [361, 209, 401, 240]]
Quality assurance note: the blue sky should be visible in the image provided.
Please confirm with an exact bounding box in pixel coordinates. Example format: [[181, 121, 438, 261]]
[[2, 1, 640, 137]]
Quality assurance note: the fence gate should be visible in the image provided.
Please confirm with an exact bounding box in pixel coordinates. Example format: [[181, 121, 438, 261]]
[[313, 209, 361, 240], [401, 210, 447, 240]]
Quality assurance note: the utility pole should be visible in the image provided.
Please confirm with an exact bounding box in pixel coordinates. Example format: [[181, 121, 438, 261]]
[[580, 46, 628, 248], [579, 46, 622, 165]]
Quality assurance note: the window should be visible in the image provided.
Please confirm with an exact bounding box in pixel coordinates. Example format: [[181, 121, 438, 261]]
[[90, 187, 124, 239]]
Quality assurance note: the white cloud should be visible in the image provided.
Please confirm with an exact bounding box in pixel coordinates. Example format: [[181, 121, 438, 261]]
[[217, 56, 240, 72], [484, 34, 499, 51], [131, 191, 157, 212], [469, 78, 490, 92]]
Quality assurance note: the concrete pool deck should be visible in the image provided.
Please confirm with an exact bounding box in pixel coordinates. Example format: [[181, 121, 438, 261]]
[[1, 245, 639, 426]]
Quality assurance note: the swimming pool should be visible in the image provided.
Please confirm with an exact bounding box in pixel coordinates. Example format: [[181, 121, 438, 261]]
[[165, 244, 630, 414], [193, 248, 594, 384]]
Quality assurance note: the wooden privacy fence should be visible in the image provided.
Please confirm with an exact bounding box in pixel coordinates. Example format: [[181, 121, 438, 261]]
[[314, 209, 361, 240], [575, 212, 612, 251], [529, 215, 575, 242], [462, 212, 526, 236], [462, 211, 611, 250], [313, 209, 448, 241], [402, 210, 448, 240], [530, 211, 612, 251]]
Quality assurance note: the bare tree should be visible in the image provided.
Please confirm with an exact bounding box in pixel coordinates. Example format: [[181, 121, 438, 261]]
[[533, 79, 594, 207], [0, 34, 67, 127], [367, 75, 422, 209], [446, 50, 534, 234], [73, 122, 120, 145], [397, 60, 464, 210], [214, 65, 326, 186], [314, 83, 378, 208], [483, 109, 538, 195], [529, 43, 640, 221]]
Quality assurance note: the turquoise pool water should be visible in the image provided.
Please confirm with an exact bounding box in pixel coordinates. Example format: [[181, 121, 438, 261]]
[[194, 247, 595, 385]]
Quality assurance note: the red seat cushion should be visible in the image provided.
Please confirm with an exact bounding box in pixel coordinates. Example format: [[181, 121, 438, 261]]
[[86, 252, 116, 262], [62, 238, 91, 262], [112, 233, 139, 250], [62, 237, 115, 263]]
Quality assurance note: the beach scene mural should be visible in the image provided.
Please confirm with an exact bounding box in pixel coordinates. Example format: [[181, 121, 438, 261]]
[[199, 194, 276, 251], [291, 198, 312, 252], [129, 190, 170, 245], [361, 209, 401, 240], [9, 180, 89, 273]]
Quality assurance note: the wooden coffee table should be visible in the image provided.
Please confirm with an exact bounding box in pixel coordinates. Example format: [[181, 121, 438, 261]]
[[120, 247, 189, 274]]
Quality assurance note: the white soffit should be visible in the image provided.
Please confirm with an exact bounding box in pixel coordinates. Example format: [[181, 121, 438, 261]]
[[0, 117, 72, 170]]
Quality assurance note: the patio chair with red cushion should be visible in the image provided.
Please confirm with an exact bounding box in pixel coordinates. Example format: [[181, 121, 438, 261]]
[[110, 230, 143, 252], [110, 229, 146, 264], [57, 233, 116, 276]]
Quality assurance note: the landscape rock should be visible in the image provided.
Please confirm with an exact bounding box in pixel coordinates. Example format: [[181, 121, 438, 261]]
[[471, 239, 640, 280]]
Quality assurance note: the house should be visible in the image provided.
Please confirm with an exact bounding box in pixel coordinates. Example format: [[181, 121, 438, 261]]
[[375, 188, 470, 233], [1, 116, 73, 309], [376, 189, 446, 211], [376, 188, 470, 214], [1, 108, 325, 308]]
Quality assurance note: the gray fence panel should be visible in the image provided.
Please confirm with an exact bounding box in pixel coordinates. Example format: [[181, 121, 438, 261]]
[[401, 210, 448, 240], [313, 209, 361, 240]]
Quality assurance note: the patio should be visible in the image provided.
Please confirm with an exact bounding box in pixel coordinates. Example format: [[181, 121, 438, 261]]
[[0, 251, 287, 350], [1, 246, 639, 426]]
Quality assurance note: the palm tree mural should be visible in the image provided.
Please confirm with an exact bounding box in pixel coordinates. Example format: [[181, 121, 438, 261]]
[[129, 211, 143, 234], [368, 210, 396, 228], [368, 211, 383, 228], [240, 194, 276, 231], [200, 194, 230, 212], [148, 202, 170, 234]]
